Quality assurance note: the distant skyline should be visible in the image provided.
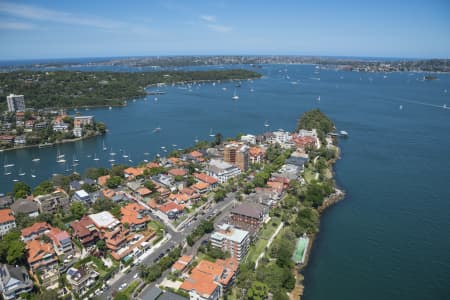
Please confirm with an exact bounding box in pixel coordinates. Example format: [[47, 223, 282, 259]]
[[0, 0, 449, 60]]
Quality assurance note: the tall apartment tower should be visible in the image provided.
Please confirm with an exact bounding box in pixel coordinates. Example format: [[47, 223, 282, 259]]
[[224, 142, 249, 171], [7, 94, 25, 112]]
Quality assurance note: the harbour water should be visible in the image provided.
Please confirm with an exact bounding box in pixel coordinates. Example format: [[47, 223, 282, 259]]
[[1, 64, 449, 299]]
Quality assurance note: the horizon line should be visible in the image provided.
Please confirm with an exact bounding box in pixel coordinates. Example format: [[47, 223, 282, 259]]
[[0, 53, 449, 63]]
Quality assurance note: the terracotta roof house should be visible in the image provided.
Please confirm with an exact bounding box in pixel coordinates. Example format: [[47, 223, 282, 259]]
[[168, 168, 187, 177], [171, 255, 193, 273], [97, 175, 110, 187], [137, 187, 152, 197], [124, 167, 145, 179], [70, 216, 100, 247], [191, 181, 210, 194], [21, 222, 51, 241], [120, 203, 151, 231], [193, 172, 218, 188], [180, 258, 238, 300], [0, 209, 16, 237], [146, 162, 160, 169], [47, 227, 73, 255], [158, 201, 184, 218], [25, 239, 58, 272]]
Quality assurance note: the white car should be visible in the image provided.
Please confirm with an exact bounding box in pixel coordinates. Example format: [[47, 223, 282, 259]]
[[133, 273, 139, 279], [121, 283, 127, 289]]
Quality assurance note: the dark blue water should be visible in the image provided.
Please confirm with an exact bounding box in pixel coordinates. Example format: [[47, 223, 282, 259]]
[[1, 64, 449, 299]]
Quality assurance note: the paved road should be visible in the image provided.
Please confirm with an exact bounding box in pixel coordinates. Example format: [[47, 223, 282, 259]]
[[99, 193, 238, 299]]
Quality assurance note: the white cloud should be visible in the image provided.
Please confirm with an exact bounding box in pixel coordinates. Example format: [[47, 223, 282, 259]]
[[207, 24, 232, 33], [0, 2, 152, 33], [0, 21, 36, 30], [200, 15, 216, 23]]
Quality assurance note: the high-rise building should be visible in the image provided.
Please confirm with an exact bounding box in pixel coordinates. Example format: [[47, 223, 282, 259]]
[[223, 142, 249, 171], [6, 94, 25, 112]]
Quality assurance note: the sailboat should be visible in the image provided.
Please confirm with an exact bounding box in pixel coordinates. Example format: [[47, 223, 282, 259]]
[[232, 89, 239, 100], [3, 157, 14, 168], [31, 170, 37, 178], [153, 126, 161, 133], [32, 157, 40, 162], [93, 153, 100, 161], [102, 141, 107, 151], [317, 96, 321, 102], [122, 152, 129, 159], [194, 137, 199, 143], [264, 120, 270, 128], [4, 166, 11, 176], [109, 148, 116, 156], [56, 151, 66, 163], [18, 169, 26, 176], [209, 129, 215, 137]]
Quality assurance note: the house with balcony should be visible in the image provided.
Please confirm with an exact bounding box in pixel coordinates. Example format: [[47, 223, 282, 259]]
[[0, 264, 33, 300]]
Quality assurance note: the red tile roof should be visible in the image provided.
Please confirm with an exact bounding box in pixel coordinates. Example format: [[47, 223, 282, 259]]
[[194, 173, 218, 185], [168, 168, 187, 177], [21, 222, 50, 239], [0, 209, 15, 224]]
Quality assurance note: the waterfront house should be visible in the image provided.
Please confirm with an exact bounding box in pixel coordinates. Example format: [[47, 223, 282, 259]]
[[0, 196, 13, 209], [33, 189, 70, 214], [14, 135, 26, 145], [10, 198, 39, 218], [0, 264, 33, 300], [0, 209, 16, 237], [240, 134, 256, 145]]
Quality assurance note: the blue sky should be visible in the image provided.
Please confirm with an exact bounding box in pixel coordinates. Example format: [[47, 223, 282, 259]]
[[0, 0, 449, 60]]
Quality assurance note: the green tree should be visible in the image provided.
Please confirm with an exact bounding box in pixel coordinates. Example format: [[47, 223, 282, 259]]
[[246, 281, 269, 300], [0, 230, 25, 265], [93, 198, 114, 213], [33, 180, 55, 196], [214, 189, 226, 202], [106, 176, 122, 188], [213, 133, 223, 146], [70, 201, 86, 219], [96, 240, 107, 252], [12, 182, 31, 199]]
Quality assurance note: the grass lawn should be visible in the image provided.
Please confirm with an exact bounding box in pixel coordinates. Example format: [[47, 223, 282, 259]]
[[148, 220, 164, 231], [259, 217, 281, 239], [303, 168, 316, 183], [123, 280, 139, 297], [244, 217, 283, 264], [246, 238, 268, 264]]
